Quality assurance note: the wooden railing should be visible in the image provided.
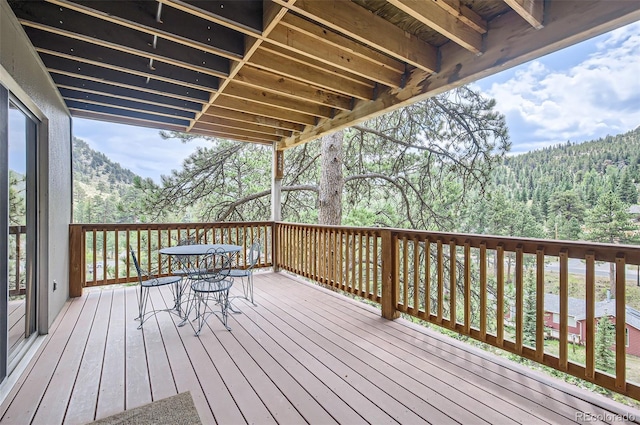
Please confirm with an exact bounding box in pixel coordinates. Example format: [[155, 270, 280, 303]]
[[69, 221, 640, 400], [275, 223, 640, 401], [9, 225, 26, 296], [68, 222, 273, 297]]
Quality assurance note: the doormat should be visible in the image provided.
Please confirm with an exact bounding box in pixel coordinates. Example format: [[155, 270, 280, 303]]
[[89, 391, 202, 425]]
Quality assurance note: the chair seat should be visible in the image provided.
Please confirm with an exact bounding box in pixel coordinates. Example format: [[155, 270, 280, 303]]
[[141, 275, 182, 287], [191, 279, 233, 294], [172, 267, 209, 276], [220, 269, 250, 278]]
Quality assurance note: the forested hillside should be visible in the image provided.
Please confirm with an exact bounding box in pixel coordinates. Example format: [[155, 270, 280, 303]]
[[72, 137, 141, 223], [477, 126, 640, 241]]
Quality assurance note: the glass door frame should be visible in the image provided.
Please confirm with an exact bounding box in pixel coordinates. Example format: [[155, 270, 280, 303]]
[[0, 84, 40, 382]]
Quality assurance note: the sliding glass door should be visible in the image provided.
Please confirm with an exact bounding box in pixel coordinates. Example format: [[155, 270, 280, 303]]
[[1, 85, 38, 381]]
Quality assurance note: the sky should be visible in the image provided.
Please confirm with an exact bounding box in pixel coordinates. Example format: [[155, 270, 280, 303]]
[[73, 20, 640, 182]]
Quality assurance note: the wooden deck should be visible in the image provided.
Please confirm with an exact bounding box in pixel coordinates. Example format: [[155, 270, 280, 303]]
[[1, 272, 639, 424]]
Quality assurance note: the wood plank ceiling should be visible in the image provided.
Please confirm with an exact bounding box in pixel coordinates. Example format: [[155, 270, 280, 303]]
[[8, 0, 640, 149]]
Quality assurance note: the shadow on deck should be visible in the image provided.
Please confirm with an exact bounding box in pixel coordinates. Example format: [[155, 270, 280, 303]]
[[1, 272, 639, 424]]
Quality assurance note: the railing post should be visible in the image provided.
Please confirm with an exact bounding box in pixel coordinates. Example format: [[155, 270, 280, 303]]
[[381, 229, 399, 320], [69, 224, 85, 297], [272, 221, 280, 272]]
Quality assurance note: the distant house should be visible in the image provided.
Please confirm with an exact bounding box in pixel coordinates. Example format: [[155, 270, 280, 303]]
[[543, 294, 640, 356], [629, 205, 640, 222]]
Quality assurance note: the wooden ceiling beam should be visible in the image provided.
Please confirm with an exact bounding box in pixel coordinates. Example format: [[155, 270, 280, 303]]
[[234, 65, 353, 110], [201, 106, 304, 133], [249, 47, 373, 100], [45, 0, 245, 61], [43, 54, 210, 103], [271, 0, 438, 73], [17, 18, 228, 78], [433, 0, 487, 34], [70, 109, 188, 132], [214, 96, 316, 126], [190, 125, 282, 142], [61, 89, 195, 120], [261, 42, 374, 87], [186, 0, 294, 131], [221, 83, 333, 118], [190, 128, 277, 145], [159, 0, 263, 37], [504, 0, 545, 29], [386, 0, 483, 53], [66, 100, 191, 126], [279, 13, 405, 75], [55, 78, 203, 112], [268, 24, 403, 87], [25, 28, 219, 92], [279, 0, 640, 149], [193, 117, 292, 138]]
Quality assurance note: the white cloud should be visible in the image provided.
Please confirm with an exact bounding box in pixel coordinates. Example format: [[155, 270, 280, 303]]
[[482, 21, 640, 150], [73, 118, 212, 182]]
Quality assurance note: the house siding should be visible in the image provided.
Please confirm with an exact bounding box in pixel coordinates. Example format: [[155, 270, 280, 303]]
[[1, 0, 72, 329]]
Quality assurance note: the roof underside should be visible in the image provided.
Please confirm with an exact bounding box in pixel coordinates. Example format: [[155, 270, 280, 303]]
[[8, 0, 640, 149]]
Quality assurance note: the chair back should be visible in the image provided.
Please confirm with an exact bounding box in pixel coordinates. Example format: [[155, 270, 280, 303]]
[[247, 242, 261, 269], [195, 247, 232, 282], [129, 246, 144, 285]]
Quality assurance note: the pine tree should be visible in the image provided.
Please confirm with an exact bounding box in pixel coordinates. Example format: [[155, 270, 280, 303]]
[[595, 315, 615, 373], [522, 273, 537, 348], [617, 170, 638, 204], [585, 190, 637, 292]]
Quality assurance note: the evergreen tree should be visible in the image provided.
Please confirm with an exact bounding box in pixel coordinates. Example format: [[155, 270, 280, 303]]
[[585, 190, 637, 292], [595, 315, 615, 373], [617, 170, 638, 204], [522, 273, 537, 348]]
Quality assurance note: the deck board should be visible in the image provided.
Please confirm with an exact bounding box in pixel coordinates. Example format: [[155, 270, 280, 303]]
[[65, 289, 114, 425], [260, 275, 563, 424], [95, 287, 126, 420], [1, 272, 639, 425]]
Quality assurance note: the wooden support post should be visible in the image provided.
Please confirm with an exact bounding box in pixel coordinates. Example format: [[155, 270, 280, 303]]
[[271, 144, 283, 272], [381, 229, 399, 320], [69, 224, 85, 298]]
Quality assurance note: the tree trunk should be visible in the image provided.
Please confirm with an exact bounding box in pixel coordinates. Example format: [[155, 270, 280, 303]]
[[609, 262, 615, 294], [318, 130, 344, 225]]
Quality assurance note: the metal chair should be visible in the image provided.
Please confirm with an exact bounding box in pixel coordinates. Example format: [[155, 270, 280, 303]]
[[130, 246, 183, 329], [181, 247, 234, 335], [221, 242, 260, 306]]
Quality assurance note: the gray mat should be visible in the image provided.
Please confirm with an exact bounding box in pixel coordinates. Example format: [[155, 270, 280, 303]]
[[89, 392, 202, 425]]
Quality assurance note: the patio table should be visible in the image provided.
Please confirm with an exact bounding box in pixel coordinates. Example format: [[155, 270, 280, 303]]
[[159, 244, 242, 330]]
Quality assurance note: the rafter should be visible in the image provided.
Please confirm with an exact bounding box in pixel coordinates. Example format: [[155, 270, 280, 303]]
[[61, 89, 195, 120], [279, 0, 640, 149], [55, 79, 202, 112], [27, 28, 219, 92], [19, 19, 227, 78], [234, 65, 353, 110], [221, 83, 333, 118], [214, 96, 316, 127], [191, 128, 276, 145], [45, 0, 244, 60], [192, 117, 292, 138], [271, 0, 438, 73], [504, 0, 545, 29], [268, 24, 403, 87], [201, 107, 304, 133], [66, 100, 191, 126], [249, 48, 372, 100], [70, 109, 187, 132], [44, 55, 210, 103], [433, 0, 487, 34], [386, 0, 483, 53]]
